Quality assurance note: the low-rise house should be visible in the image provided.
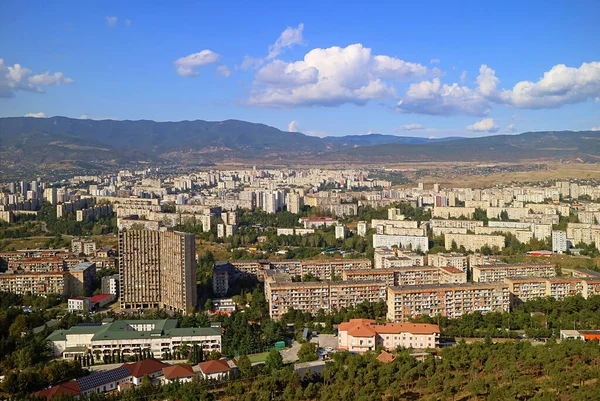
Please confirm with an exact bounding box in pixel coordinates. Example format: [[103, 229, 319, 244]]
[[197, 359, 232, 380], [162, 364, 195, 384], [123, 359, 168, 385]]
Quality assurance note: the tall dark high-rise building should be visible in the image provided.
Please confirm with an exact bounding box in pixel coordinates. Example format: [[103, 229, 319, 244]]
[[119, 230, 197, 314]]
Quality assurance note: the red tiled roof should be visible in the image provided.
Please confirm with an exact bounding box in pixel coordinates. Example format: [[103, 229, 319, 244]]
[[123, 358, 169, 378], [163, 364, 195, 379], [91, 294, 113, 303], [34, 381, 80, 400], [339, 319, 440, 336], [376, 350, 396, 364], [198, 359, 231, 374]]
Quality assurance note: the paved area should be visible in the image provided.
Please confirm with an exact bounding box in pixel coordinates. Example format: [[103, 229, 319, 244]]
[[310, 334, 338, 350], [281, 341, 301, 363]]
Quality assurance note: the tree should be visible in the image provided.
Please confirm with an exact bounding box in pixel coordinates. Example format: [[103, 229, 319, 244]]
[[297, 342, 319, 363], [265, 349, 283, 372], [237, 354, 252, 377]]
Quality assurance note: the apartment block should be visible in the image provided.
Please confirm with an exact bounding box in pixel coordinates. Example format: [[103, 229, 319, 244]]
[[265, 272, 387, 320], [71, 238, 97, 256], [445, 233, 505, 252], [386, 283, 510, 322], [432, 207, 475, 219], [69, 262, 97, 296], [472, 263, 555, 283], [373, 234, 429, 252], [427, 253, 468, 271], [0, 271, 72, 297], [119, 230, 197, 314], [8, 257, 66, 273], [552, 230, 567, 253], [430, 219, 484, 231]]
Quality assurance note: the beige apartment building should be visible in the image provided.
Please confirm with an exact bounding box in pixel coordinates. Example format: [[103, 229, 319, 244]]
[[430, 219, 484, 231], [386, 283, 510, 322], [427, 253, 468, 271], [264, 272, 387, 320], [337, 319, 440, 352], [0, 271, 72, 297], [119, 230, 197, 314], [432, 207, 475, 219], [472, 263, 555, 283], [445, 233, 505, 252]]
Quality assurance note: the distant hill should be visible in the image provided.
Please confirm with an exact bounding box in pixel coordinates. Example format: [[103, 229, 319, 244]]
[[322, 134, 461, 148], [345, 130, 600, 162], [1, 116, 599, 177]]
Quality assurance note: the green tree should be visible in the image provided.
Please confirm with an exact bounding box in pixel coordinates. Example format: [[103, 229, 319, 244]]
[[265, 349, 283, 372], [297, 342, 319, 363]]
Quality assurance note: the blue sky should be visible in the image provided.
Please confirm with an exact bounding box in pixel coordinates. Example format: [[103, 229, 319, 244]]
[[1, 0, 599, 137]]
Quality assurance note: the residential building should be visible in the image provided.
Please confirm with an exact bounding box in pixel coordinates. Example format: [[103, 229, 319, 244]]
[[68, 297, 91, 313], [386, 283, 511, 322], [373, 234, 429, 252], [427, 253, 468, 271], [444, 233, 505, 252], [119, 230, 197, 314], [335, 225, 346, 239], [552, 230, 567, 253], [197, 359, 233, 380], [338, 319, 440, 352], [71, 238, 97, 256], [101, 274, 119, 296], [357, 221, 368, 236], [265, 273, 388, 320], [472, 263, 555, 283], [162, 364, 195, 384], [69, 262, 96, 296], [0, 271, 71, 296]]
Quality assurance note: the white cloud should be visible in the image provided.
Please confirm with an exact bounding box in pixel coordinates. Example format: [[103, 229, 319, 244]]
[[7, 64, 31, 82], [466, 118, 499, 133], [238, 56, 264, 71], [397, 78, 491, 116], [591, 127, 600, 131], [460, 70, 467, 84], [125, 19, 131, 26], [397, 61, 600, 116], [25, 112, 46, 118], [288, 120, 299, 132], [216, 65, 231, 78], [497, 62, 600, 108], [29, 72, 73, 86], [267, 23, 304, 60], [506, 123, 516, 133], [248, 43, 436, 107], [430, 58, 440, 64], [106, 16, 117, 27], [0, 58, 73, 98], [399, 123, 424, 130], [173, 50, 220, 77]]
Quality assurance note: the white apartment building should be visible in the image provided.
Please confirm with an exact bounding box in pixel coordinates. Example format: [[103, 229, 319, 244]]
[[373, 234, 429, 252], [552, 230, 567, 253]]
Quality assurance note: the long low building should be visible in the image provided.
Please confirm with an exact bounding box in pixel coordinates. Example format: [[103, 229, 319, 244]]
[[338, 319, 440, 352], [386, 283, 511, 322], [264, 272, 388, 320], [46, 319, 221, 359], [472, 263, 555, 283], [444, 233, 505, 252]]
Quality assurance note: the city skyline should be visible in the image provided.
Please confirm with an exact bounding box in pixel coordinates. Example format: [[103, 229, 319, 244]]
[[1, 0, 599, 138]]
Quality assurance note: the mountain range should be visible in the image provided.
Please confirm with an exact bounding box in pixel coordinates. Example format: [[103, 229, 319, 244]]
[[0, 116, 598, 177]]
